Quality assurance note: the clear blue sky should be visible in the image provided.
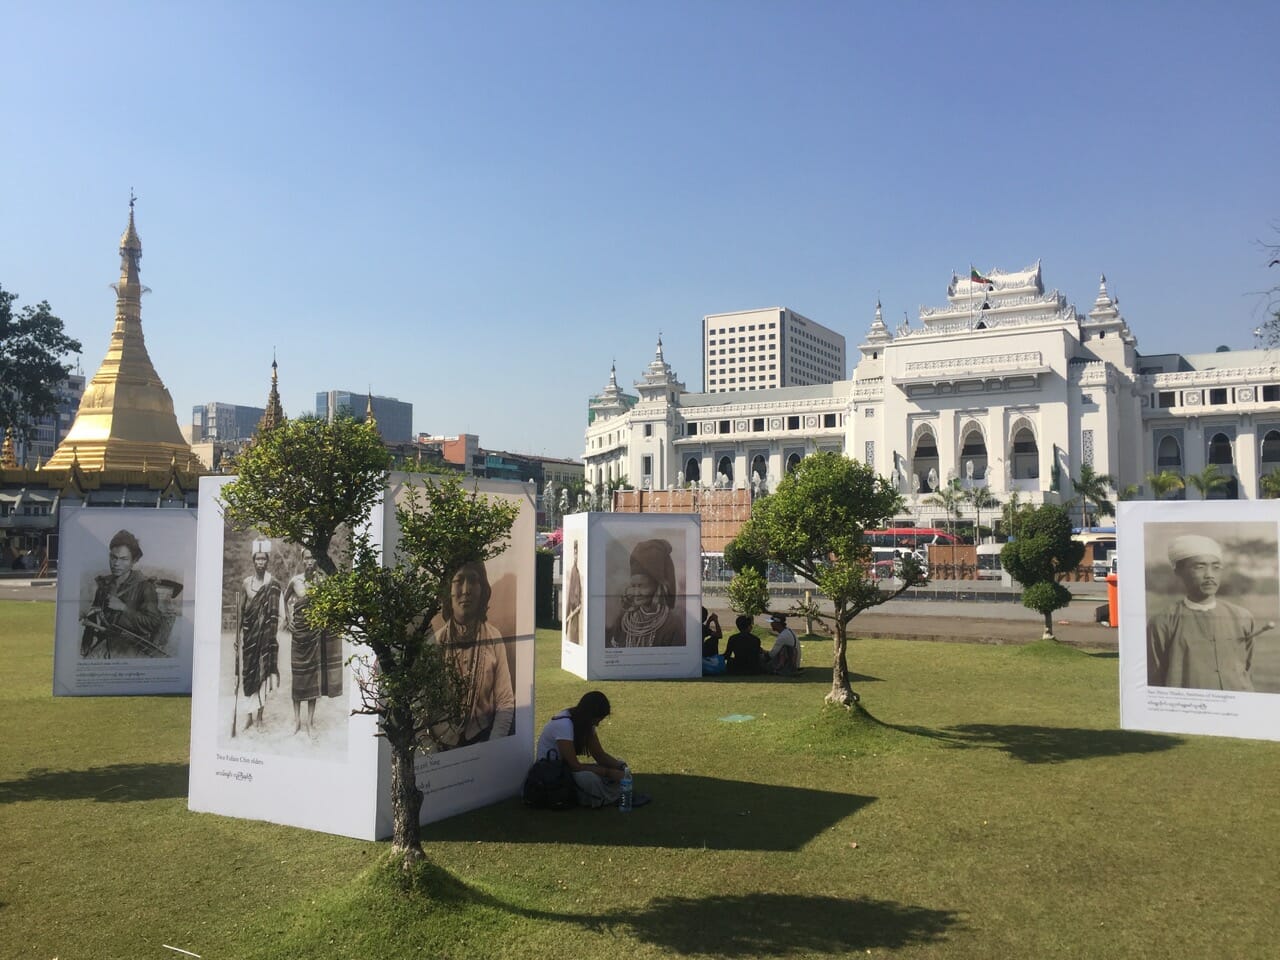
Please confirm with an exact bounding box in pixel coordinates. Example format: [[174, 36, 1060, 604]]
[[3, 1, 1277, 459]]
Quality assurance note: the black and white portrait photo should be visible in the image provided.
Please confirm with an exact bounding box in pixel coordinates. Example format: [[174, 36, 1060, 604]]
[[604, 531, 689, 649], [563, 534, 583, 645], [1143, 521, 1280, 694], [54, 508, 197, 696], [79, 528, 181, 659], [217, 524, 349, 756]]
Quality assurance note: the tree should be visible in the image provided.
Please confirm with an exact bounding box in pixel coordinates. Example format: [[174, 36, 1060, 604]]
[[0, 284, 82, 453], [923, 481, 965, 539], [1252, 226, 1280, 345], [964, 486, 1000, 542], [1117, 483, 1141, 501], [1145, 470, 1185, 500], [1261, 469, 1280, 499], [999, 504, 1085, 639], [999, 490, 1033, 541], [725, 452, 926, 706], [221, 416, 391, 574], [307, 476, 518, 869], [1069, 464, 1116, 529], [1186, 464, 1230, 500]]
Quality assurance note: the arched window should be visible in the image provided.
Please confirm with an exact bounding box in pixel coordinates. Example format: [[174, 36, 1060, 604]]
[[1261, 430, 1280, 465], [786, 453, 802, 473], [1010, 423, 1039, 480], [717, 456, 734, 484], [912, 426, 940, 493], [684, 458, 701, 484], [751, 455, 767, 481], [1208, 433, 1233, 465], [959, 426, 988, 481], [1156, 435, 1182, 469]]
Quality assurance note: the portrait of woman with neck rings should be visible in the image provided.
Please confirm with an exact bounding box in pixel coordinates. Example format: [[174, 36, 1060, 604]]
[[423, 560, 517, 751], [605, 537, 685, 648]]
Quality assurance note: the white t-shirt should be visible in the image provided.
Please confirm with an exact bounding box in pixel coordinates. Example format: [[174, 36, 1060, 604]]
[[536, 710, 575, 761], [769, 627, 800, 666]]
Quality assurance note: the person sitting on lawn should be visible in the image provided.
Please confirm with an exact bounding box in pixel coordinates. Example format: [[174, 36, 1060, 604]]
[[535, 691, 650, 809], [765, 613, 801, 674], [722, 614, 764, 674], [701, 606, 723, 657]]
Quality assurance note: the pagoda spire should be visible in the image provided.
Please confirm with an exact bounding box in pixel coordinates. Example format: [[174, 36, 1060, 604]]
[[44, 200, 202, 474], [257, 354, 286, 433]]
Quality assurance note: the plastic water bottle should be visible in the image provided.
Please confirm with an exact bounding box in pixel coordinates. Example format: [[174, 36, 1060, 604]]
[[618, 766, 633, 813]]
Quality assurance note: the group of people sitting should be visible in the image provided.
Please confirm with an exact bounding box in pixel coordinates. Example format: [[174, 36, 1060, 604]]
[[701, 608, 801, 675]]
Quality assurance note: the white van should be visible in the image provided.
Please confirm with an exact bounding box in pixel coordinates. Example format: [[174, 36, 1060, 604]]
[[976, 543, 1004, 580]]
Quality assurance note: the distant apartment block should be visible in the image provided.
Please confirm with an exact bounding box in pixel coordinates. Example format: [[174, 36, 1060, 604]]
[[703, 307, 846, 393], [19, 374, 86, 466], [316, 390, 413, 443], [191, 401, 266, 443]]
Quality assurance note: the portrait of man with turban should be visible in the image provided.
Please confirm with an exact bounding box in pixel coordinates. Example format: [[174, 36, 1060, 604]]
[[1147, 532, 1258, 691], [606, 537, 685, 648]]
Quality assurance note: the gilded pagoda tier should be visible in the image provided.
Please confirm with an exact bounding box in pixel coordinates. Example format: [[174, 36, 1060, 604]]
[[43, 206, 204, 475]]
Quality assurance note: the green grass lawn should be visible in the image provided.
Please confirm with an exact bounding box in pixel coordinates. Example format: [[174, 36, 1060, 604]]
[[2, 600, 1277, 959]]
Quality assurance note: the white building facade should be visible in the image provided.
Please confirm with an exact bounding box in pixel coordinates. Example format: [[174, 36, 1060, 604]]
[[585, 263, 1280, 522], [703, 307, 846, 393]]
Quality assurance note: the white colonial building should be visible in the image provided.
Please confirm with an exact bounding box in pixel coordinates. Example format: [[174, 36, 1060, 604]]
[[584, 263, 1280, 521]]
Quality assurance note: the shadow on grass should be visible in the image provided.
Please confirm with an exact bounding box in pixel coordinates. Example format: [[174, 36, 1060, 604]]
[[0, 761, 189, 804], [1088, 651, 1120, 660], [856, 707, 1183, 764], [391, 859, 961, 956], [713, 668, 882, 685], [589, 892, 960, 956], [425, 773, 873, 851]]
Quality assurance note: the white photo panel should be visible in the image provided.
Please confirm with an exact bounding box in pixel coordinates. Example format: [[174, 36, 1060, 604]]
[[382, 474, 536, 832], [53, 506, 197, 696], [1118, 500, 1280, 742]]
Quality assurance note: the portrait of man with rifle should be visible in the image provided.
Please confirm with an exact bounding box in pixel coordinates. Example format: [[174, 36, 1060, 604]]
[[79, 529, 164, 659]]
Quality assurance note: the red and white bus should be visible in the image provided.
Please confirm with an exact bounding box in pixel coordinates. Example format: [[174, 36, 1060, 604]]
[[864, 527, 961, 549]]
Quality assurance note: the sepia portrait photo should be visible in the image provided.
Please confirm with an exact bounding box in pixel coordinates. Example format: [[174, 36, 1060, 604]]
[[603, 526, 691, 649], [1143, 520, 1280, 694], [563, 532, 584, 645]]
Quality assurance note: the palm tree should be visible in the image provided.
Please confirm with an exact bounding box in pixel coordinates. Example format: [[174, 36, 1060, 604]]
[[1186, 464, 1229, 500], [1261, 469, 1280, 499], [1118, 483, 1141, 501], [1145, 469, 1185, 501], [923, 482, 965, 540], [1070, 464, 1116, 529], [965, 486, 1000, 543], [1000, 490, 1029, 540]]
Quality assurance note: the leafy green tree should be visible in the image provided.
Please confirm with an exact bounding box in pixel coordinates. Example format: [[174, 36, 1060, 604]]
[[1186, 464, 1230, 500], [0, 284, 82, 454], [1069, 464, 1116, 528], [923, 481, 965, 539], [726, 566, 769, 618], [726, 452, 925, 706], [308, 476, 518, 869], [999, 504, 1085, 639], [1261, 469, 1280, 499], [1145, 470, 1185, 500], [221, 416, 391, 575], [1117, 483, 1141, 501]]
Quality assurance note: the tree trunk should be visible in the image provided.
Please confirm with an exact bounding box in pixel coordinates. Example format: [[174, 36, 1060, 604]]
[[1042, 609, 1055, 641], [826, 616, 857, 706], [387, 710, 425, 869]]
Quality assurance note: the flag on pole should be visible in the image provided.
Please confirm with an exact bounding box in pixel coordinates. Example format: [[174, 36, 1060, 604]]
[[970, 267, 994, 287]]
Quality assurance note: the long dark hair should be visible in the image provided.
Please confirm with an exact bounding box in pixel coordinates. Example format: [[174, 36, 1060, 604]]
[[566, 691, 610, 755]]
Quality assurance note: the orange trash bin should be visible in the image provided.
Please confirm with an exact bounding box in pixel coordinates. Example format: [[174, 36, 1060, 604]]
[[1105, 572, 1119, 628]]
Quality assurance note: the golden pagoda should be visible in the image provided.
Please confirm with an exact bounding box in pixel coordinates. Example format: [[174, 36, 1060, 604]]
[[44, 202, 203, 473], [256, 356, 286, 434]]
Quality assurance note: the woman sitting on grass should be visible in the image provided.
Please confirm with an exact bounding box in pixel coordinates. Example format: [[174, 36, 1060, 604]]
[[535, 691, 650, 808]]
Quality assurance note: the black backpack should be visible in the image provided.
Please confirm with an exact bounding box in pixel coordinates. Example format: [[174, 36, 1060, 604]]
[[522, 752, 576, 810]]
